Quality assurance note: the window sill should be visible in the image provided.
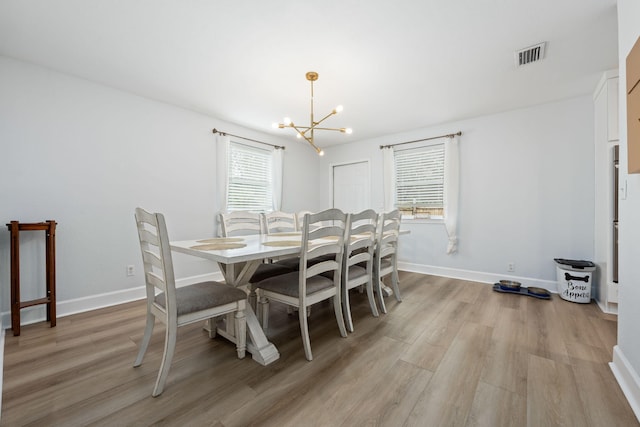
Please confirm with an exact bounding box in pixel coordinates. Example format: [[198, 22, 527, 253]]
[[401, 217, 444, 224]]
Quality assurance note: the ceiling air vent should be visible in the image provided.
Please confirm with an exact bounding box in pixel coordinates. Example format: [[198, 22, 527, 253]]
[[515, 42, 546, 67]]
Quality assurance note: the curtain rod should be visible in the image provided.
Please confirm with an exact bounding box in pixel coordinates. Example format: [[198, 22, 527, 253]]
[[379, 131, 462, 149], [212, 128, 285, 150]]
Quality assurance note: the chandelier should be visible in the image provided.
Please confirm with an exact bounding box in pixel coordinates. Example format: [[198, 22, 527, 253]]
[[273, 71, 352, 156]]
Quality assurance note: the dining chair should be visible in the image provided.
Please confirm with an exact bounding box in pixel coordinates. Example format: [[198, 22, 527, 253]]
[[342, 209, 379, 332], [373, 209, 402, 314], [262, 211, 299, 268], [275, 210, 325, 271], [134, 208, 248, 397], [218, 211, 293, 284], [263, 211, 297, 234], [295, 210, 313, 231], [254, 208, 348, 361], [219, 211, 263, 236]]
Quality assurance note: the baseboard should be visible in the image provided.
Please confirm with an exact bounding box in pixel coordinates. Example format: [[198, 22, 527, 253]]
[[1, 264, 556, 328], [596, 299, 619, 315], [0, 272, 223, 330], [610, 345, 640, 423], [398, 262, 558, 293]]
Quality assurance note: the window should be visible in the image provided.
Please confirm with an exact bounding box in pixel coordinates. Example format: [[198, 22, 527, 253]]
[[226, 141, 273, 212], [394, 142, 445, 219]]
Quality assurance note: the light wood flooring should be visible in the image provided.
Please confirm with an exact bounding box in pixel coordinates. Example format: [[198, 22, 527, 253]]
[[1, 272, 638, 426]]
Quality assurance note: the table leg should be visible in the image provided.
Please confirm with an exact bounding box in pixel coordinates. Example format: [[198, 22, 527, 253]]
[[213, 260, 280, 365], [218, 261, 260, 287], [214, 304, 279, 366], [380, 258, 400, 297]]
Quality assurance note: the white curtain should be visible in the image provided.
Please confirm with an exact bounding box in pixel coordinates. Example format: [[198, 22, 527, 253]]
[[272, 147, 284, 211], [443, 134, 460, 254], [382, 146, 396, 211], [216, 134, 230, 214]]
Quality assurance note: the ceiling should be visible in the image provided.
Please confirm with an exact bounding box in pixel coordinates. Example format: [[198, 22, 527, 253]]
[[0, 1, 619, 148]]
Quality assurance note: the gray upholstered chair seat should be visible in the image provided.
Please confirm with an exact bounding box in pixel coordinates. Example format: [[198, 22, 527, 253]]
[[250, 263, 294, 283], [155, 281, 247, 316], [256, 271, 335, 298], [277, 254, 336, 271], [359, 257, 392, 271], [346, 265, 368, 280], [274, 256, 301, 270], [322, 264, 366, 280], [380, 258, 393, 271]]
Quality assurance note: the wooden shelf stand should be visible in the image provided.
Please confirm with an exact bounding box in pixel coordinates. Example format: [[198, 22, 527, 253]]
[[7, 220, 57, 336]]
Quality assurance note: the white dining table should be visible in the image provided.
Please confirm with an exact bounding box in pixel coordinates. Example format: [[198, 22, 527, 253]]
[[170, 233, 304, 366], [170, 229, 409, 364]]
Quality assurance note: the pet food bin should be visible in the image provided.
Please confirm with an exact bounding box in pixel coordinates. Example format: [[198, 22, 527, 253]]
[[554, 258, 596, 303]]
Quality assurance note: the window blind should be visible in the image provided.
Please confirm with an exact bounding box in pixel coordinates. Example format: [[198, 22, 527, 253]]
[[394, 143, 445, 214], [227, 142, 273, 212]]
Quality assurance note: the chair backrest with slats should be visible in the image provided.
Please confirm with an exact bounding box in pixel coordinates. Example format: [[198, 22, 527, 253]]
[[300, 209, 347, 286], [344, 209, 378, 273], [219, 211, 263, 237], [135, 208, 176, 317], [296, 210, 313, 231], [376, 209, 401, 261], [263, 211, 297, 234]]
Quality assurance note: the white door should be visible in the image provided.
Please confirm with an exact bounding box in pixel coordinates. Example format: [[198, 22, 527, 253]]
[[332, 161, 370, 213]]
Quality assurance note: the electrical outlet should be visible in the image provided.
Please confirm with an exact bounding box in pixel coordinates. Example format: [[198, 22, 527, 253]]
[[127, 265, 135, 276], [620, 179, 627, 200], [507, 262, 515, 272]]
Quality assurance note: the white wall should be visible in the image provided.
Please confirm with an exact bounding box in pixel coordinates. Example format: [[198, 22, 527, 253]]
[[611, 0, 640, 419], [0, 56, 319, 324], [0, 55, 598, 323], [319, 96, 595, 286]]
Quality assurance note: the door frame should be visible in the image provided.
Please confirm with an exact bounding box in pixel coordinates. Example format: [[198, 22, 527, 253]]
[[329, 159, 372, 210]]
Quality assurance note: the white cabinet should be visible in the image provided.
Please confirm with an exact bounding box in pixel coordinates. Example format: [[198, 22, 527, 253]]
[[593, 70, 619, 313]]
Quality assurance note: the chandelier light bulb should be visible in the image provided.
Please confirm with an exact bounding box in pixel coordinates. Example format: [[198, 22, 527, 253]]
[[273, 72, 351, 155], [272, 122, 279, 129], [345, 128, 353, 134]]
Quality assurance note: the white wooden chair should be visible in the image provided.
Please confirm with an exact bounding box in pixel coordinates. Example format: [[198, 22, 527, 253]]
[[254, 209, 348, 361], [263, 211, 297, 234], [219, 211, 293, 308], [373, 209, 402, 314], [218, 211, 293, 283], [342, 209, 379, 332], [262, 211, 299, 267], [219, 211, 263, 236], [295, 210, 314, 231], [134, 208, 247, 397]]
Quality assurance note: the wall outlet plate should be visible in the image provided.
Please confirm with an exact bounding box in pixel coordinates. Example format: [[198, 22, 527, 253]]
[[620, 179, 627, 200]]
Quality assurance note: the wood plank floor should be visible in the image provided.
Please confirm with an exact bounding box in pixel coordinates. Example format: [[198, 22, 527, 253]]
[[2, 272, 637, 426]]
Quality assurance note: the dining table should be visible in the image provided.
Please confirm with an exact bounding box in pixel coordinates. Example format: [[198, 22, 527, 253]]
[[170, 233, 305, 366], [170, 229, 409, 365]]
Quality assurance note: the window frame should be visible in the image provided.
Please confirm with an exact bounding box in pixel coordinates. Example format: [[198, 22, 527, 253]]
[[393, 141, 446, 223], [225, 140, 275, 213]]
